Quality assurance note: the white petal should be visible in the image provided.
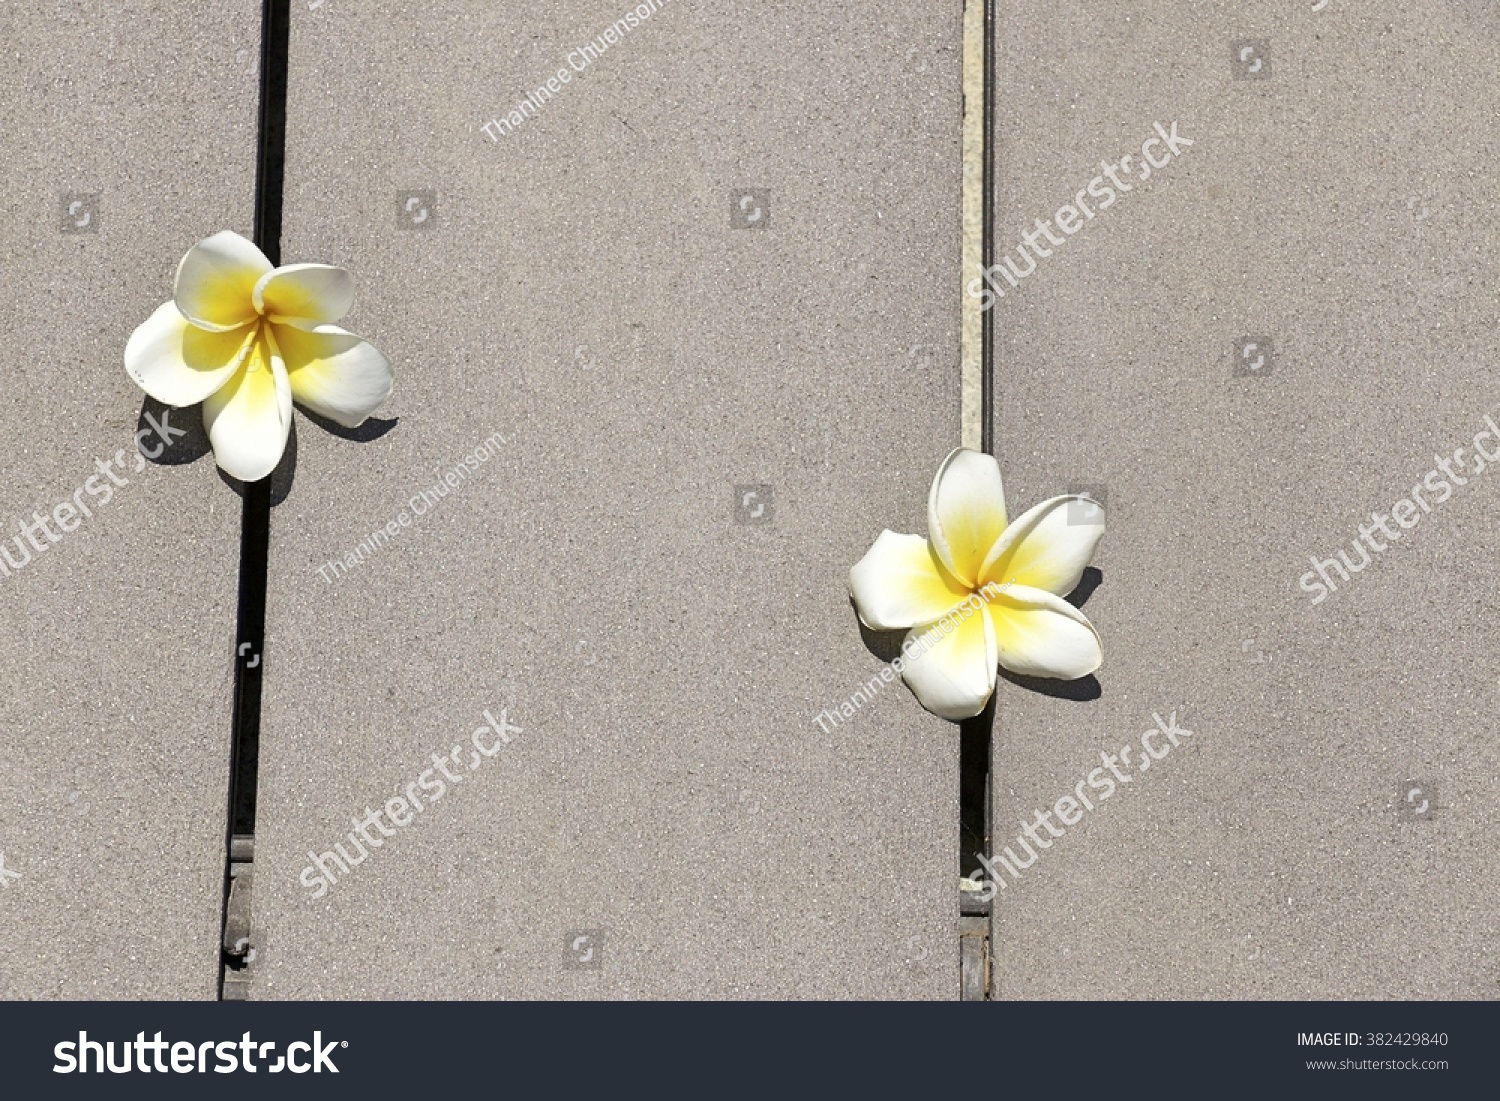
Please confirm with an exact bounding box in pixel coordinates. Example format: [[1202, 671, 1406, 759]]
[[202, 328, 292, 482], [848, 531, 971, 631], [174, 230, 273, 332], [986, 584, 1102, 680], [980, 495, 1104, 596], [927, 448, 1007, 588], [899, 599, 998, 720], [253, 263, 355, 326], [124, 302, 253, 406], [273, 322, 393, 427]]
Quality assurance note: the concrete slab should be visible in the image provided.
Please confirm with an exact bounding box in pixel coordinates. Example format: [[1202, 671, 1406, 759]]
[[0, 2, 259, 997], [250, 1, 965, 997], [987, 0, 1500, 997]]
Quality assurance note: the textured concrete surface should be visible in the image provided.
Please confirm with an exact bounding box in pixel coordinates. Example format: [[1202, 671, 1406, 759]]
[[251, 1, 964, 998], [988, 0, 1500, 997], [0, 2, 258, 997]]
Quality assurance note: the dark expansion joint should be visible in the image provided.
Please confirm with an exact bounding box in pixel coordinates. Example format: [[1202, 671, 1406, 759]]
[[959, 695, 994, 1000], [216, 0, 289, 1001], [954, 0, 999, 1005]]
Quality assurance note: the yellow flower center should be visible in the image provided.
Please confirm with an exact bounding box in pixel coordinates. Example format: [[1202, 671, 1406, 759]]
[[245, 324, 267, 373]]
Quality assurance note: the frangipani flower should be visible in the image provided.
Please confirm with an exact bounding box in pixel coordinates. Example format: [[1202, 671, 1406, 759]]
[[125, 230, 392, 482], [848, 448, 1104, 720]]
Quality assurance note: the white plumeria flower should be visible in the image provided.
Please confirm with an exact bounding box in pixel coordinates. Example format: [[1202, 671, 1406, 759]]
[[848, 448, 1104, 720], [125, 230, 392, 482]]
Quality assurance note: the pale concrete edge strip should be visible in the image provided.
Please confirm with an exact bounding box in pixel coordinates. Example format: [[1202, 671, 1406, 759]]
[[960, 0, 985, 452]]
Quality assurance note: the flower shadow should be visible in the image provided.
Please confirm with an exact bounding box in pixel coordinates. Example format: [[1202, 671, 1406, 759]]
[[1067, 566, 1103, 609], [136, 395, 211, 466], [855, 610, 906, 665], [997, 567, 1105, 701], [298, 409, 400, 444], [216, 420, 298, 507], [998, 668, 1102, 701]]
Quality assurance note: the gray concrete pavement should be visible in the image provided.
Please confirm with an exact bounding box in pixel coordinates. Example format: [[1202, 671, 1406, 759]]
[[249, 0, 965, 998], [9, 0, 1479, 1006], [987, 0, 1500, 997], [0, 2, 259, 997]]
